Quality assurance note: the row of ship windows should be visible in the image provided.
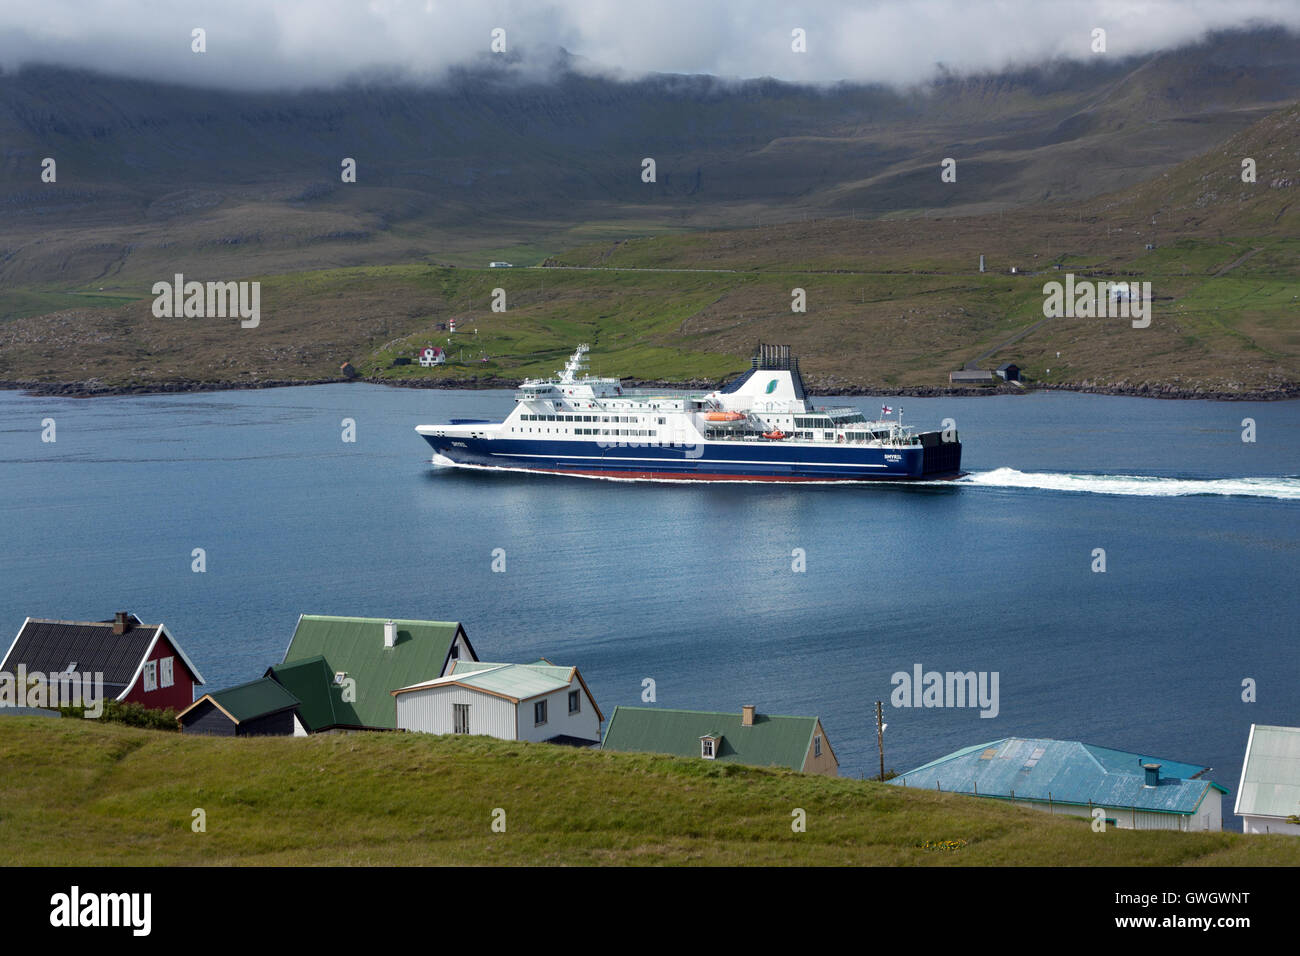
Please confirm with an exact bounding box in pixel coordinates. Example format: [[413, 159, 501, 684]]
[[792, 416, 868, 427], [512, 428, 659, 436], [522, 413, 666, 424]]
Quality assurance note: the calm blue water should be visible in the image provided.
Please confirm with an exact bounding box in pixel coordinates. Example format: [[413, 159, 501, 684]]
[[2, 385, 1297, 829]]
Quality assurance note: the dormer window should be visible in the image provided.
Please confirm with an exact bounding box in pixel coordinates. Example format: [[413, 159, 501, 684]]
[[700, 734, 720, 759]]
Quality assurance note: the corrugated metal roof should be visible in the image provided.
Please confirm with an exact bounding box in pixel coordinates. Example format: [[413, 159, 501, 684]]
[[396, 661, 573, 700], [1234, 724, 1300, 818], [205, 678, 300, 723], [3, 618, 158, 691], [2, 617, 205, 691], [890, 737, 1227, 814], [266, 656, 358, 731], [600, 706, 819, 772], [281, 615, 471, 729]]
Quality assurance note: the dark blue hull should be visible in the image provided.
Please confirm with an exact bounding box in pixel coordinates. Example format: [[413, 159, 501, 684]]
[[421, 435, 962, 482]]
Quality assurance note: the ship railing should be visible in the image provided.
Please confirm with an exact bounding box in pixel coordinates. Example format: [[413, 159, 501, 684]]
[[702, 430, 920, 446]]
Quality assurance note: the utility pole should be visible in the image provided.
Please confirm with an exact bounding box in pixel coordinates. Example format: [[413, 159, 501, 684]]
[[875, 701, 887, 781]]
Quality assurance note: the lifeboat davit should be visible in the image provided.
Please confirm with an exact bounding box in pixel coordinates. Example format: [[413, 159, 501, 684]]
[[705, 411, 746, 422], [762, 430, 787, 440]]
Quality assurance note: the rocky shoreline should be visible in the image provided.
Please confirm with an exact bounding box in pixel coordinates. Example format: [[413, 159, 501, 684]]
[[3, 376, 1297, 402]]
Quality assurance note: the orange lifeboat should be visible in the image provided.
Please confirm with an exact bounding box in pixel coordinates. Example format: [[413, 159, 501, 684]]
[[762, 430, 787, 441], [705, 411, 746, 422]]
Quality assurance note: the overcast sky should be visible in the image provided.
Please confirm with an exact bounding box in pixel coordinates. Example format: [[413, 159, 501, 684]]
[[2, 0, 1297, 90]]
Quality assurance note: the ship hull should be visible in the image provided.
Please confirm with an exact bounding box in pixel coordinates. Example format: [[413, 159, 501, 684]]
[[420, 434, 962, 482]]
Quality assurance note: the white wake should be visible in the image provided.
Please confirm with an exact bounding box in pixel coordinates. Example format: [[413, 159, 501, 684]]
[[960, 468, 1300, 500]]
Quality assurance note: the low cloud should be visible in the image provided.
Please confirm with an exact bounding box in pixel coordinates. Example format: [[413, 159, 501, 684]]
[[0, 0, 1296, 90]]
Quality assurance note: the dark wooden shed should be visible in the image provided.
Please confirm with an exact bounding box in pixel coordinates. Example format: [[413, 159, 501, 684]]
[[178, 677, 301, 737]]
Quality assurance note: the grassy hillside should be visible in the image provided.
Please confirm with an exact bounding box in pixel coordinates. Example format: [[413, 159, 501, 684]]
[[2, 235, 1294, 394], [1, 717, 1295, 866], [2, 98, 1295, 395]]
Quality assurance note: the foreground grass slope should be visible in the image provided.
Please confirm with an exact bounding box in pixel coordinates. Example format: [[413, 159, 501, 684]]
[[1, 718, 1296, 866]]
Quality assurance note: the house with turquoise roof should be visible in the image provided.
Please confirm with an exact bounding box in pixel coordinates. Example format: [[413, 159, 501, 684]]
[[890, 737, 1227, 831]]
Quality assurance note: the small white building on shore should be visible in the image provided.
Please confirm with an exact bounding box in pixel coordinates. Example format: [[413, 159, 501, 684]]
[[393, 659, 602, 746], [1236, 724, 1300, 835]]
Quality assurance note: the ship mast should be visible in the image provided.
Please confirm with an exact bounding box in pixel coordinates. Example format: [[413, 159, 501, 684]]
[[558, 344, 590, 384]]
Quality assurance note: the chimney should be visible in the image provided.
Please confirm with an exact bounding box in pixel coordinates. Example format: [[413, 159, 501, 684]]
[[383, 620, 397, 648], [112, 611, 131, 636], [1143, 763, 1161, 787], [741, 704, 755, 727]]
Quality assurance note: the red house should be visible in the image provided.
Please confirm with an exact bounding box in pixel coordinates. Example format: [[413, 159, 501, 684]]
[[2, 612, 205, 712]]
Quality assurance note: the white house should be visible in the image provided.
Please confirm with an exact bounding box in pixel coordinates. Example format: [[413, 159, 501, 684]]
[[1236, 724, 1300, 835], [418, 346, 445, 367], [392, 659, 602, 746]]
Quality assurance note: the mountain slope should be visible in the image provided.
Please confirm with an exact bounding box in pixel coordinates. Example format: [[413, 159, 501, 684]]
[[1, 27, 1297, 286]]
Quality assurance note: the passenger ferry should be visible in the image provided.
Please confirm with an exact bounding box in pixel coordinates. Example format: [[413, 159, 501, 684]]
[[416, 344, 963, 482]]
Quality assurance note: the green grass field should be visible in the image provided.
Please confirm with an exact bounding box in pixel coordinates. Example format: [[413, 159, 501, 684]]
[[1, 717, 1296, 866], [3, 234, 1293, 393]]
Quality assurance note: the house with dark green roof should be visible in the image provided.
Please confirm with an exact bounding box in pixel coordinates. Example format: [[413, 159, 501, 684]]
[[267, 615, 477, 732], [600, 705, 838, 776], [177, 677, 302, 737]]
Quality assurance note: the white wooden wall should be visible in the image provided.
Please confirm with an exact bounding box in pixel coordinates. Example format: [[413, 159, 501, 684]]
[[516, 681, 601, 744], [396, 676, 601, 744], [1006, 798, 1220, 831], [1241, 814, 1300, 835], [396, 685, 516, 738]]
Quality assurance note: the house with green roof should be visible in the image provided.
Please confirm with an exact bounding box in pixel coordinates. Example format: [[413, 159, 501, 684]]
[[267, 615, 478, 732], [1236, 724, 1300, 835], [177, 677, 302, 737], [393, 659, 602, 745], [600, 705, 838, 776]]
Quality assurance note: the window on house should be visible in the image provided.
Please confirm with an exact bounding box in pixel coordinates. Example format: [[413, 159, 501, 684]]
[[449, 642, 459, 660], [534, 700, 548, 725], [159, 656, 174, 688], [814, 734, 822, 758], [568, 690, 580, 714], [701, 737, 715, 759], [453, 703, 469, 734], [142, 660, 157, 692]]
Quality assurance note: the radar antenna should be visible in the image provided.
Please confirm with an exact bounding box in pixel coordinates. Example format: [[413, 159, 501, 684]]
[[558, 344, 590, 384]]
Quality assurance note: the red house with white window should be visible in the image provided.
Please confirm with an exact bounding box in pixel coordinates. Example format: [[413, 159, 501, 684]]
[[2, 612, 205, 712]]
